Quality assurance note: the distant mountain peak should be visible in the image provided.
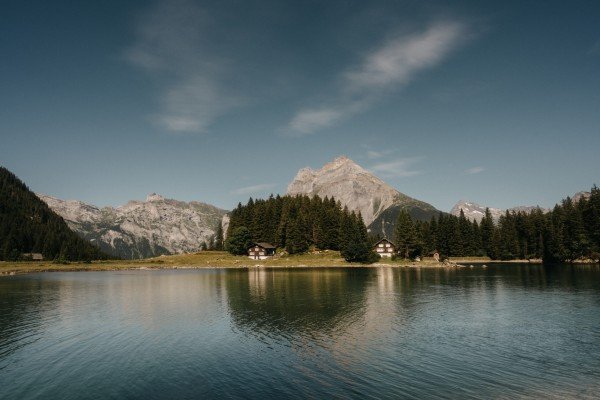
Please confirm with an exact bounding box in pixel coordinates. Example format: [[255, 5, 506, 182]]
[[146, 193, 165, 202], [327, 155, 364, 171], [287, 156, 438, 236], [451, 200, 551, 222]]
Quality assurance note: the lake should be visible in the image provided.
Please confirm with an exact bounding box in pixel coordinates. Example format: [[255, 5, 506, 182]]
[[1, 264, 599, 399]]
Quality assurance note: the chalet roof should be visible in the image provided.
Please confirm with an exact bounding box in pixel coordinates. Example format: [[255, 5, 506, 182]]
[[22, 253, 43, 260], [251, 242, 276, 250], [373, 238, 396, 247]]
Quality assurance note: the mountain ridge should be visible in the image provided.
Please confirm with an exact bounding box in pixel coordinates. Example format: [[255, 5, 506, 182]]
[[39, 193, 228, 259], [450, 191, 591, 222]]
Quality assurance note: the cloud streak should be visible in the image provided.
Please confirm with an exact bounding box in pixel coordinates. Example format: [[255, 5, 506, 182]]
[[465, 166, 485, 175], [368, 157, 424, 178], [287, 21, 468, 136], [230, 183, 277, 195], [366, 149, 395, 159], [126, 0, 242, 134]]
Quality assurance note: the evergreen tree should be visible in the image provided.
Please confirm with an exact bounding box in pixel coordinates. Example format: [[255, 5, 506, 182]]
[[395, 209, 417, 259], [225, 226, 253, 255], [213, 222, 224, 251], [0, 166, 108, 261], [340, 212, 377, 263], [285, 213, 309, 254], [480, 208, 495, 257]]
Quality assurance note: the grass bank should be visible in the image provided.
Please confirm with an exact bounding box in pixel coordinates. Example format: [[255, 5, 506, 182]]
[[0, 251, 548, 276], [1, 251, 445, 275]]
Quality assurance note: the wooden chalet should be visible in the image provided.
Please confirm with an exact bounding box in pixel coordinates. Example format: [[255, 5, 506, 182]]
[[248, 243, 276, 260], [373, 238, 396, 258], [21, 253, 43, 261]]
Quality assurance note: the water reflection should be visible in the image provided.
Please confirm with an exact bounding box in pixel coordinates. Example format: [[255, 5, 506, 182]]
[[225, 268, 372, 338], [0, 265, 598, 400]]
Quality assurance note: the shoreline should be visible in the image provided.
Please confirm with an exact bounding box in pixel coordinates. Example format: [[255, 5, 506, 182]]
[[1, 252, 597, 276]]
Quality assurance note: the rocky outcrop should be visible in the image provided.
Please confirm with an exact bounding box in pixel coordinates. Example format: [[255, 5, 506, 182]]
[[38, 193, 228, 259], [286, 156, 439, 237]]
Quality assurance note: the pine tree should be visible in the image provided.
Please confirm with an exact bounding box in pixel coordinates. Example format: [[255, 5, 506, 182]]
[[480, 208, 495, 257], [225, 226, 253, 255], [285, 214, 309, 254], [339, 212, 377, 263], [214, 222, 224, 251], [394, 209, 417, 259]]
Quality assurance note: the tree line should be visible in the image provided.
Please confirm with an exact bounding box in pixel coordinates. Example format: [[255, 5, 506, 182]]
[[224, 194, 377, 262], [0, 167, 108, 262], [392, 186, 600, 263]]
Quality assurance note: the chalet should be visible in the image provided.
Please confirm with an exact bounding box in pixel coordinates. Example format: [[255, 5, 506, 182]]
[[21, 253, 43, 261], [373, 238, 396, 258], [248, 243, 276, 260]]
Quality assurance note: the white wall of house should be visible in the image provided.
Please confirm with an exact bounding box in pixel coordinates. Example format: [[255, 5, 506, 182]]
[[248, 255, 270, 260]]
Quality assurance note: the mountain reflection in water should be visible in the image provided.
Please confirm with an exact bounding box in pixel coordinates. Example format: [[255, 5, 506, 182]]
[[1, 265, 599, 399]]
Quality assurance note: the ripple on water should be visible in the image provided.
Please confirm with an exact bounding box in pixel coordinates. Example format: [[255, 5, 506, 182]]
[[0, 266, 599, 399]]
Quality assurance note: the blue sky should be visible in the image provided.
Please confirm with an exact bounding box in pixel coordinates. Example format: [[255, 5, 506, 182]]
[[1, 0, 599, 211]]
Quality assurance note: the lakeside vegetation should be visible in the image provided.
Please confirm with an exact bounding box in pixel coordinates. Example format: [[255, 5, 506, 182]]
[[225, 195, 377, 263], [0, 251, 552, 276], [224, 187, 600, 264], [393, 186, 600, 263]]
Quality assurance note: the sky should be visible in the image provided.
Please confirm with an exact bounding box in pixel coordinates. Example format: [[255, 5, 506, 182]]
[[1, 0, 599, 212]]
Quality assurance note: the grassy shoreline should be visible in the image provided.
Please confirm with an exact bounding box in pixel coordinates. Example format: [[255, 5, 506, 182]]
[[0, 251, 566, 276]]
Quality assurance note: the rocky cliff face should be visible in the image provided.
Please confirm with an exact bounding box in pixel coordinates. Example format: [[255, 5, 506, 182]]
[[287, 156, 439, 237], [38, 193, 228, 259]]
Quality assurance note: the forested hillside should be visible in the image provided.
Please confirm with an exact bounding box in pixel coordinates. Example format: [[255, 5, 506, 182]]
[[226, 195, 377, 262], [0, 167, 108, 261], [393, 186, 600, 263]]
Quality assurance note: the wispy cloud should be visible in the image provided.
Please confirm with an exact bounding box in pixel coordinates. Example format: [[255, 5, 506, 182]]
[[286, 20, 469, 136], [366, 149, 395, 159], [125, 0, 242, 134], [230, 183, 276, 195], [465, 166, 485, 175], [369, 157, 424, 178]]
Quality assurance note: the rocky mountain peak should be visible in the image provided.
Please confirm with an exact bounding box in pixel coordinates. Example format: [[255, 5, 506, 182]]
[[324, 155, 365, 173], [573, 191, 591, 203], [146, 193, 165, 202], [286, 156, 438, 233]]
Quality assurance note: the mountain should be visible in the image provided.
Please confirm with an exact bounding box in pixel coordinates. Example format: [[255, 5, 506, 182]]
[[450, 201, 504, 222], [0, 166, 106, 261], [39, 193, 228, 259], [573, 191, 592, 203], [450, 191, 592, 222], [286, 156, 439, 237]]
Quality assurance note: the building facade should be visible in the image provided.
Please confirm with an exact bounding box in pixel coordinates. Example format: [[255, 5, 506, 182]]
[[248, 243, 276, 260], [373, 238, 396, 258]]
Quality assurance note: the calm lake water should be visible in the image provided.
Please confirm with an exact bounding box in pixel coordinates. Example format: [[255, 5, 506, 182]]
[[1, 264, 599, 399]]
